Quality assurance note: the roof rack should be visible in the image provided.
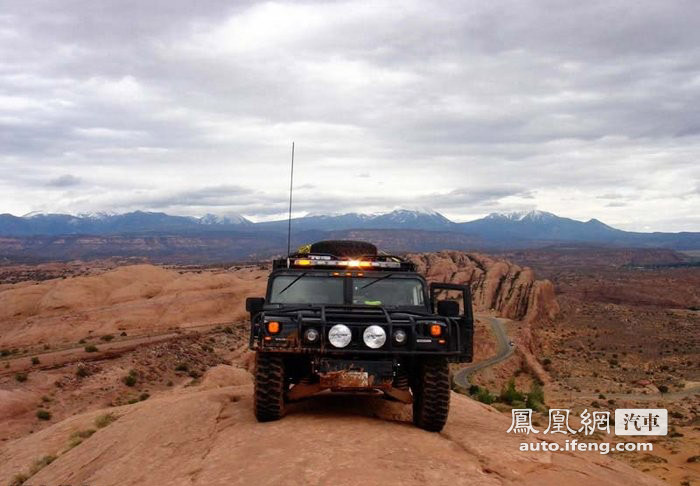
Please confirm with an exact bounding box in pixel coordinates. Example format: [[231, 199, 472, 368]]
[[272, 252, 417, 272]]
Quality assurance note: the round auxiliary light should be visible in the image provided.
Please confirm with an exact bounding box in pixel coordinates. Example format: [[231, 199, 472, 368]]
[[393, 329, 407, 345], [304, 328, 319, 343], [328, 324, 352, 348], [363, 325, 387, 349]]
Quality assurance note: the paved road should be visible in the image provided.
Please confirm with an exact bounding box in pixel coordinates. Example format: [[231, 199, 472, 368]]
[[453, 316, 514, 389]]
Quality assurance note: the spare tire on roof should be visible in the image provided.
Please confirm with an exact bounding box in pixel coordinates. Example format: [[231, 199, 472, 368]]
[[309, 240, 378, 257]]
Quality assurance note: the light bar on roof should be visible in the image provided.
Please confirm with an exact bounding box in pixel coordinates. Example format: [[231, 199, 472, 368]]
[[293, 258, 401, 269]]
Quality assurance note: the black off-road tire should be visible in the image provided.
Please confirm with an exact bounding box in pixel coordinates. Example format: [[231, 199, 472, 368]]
[[254, 352, 285, 422], [309, 240, 378, 257], [412, 358, 450, 432]]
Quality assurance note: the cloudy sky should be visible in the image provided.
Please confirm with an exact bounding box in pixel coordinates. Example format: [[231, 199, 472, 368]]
[[1, 0, 699, 231]]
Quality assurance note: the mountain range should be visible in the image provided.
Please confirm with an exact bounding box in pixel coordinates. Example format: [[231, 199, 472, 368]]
[[0, 209, 698, 262]]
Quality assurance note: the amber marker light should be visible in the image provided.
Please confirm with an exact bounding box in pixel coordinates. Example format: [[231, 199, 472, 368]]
[[438, 339, 446, 344], [430, 324, 442, 337], [267, 321, 280, 333], [295, 259, 312, 266]]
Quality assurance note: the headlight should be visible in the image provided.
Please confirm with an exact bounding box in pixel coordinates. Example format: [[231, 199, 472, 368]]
[[304, 328, 319, 343], [328, 324, 352, 348], [363, 325, 386, 349], [393, 329, 407, 345]]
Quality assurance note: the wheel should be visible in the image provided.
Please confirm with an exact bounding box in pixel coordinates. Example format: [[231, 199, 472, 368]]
[[412, 358, 450, 432], [254, 352, 285, 422], [309, 240, 378, 257]]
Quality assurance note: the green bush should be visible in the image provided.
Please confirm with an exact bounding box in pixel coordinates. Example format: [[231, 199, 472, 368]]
[[76, 365, 91, 378], [100, 334, 114, 342], [475, 387, 496, 404], [500, 379, 525, 405], [84, 345, 98, 353], [31, 357, 40, 365], [36, 409, 51, 420], [175, 363, 189, 372], [525, 381, 545, 411], [15, 372, 28, 383], [123, 374, 137, 387]]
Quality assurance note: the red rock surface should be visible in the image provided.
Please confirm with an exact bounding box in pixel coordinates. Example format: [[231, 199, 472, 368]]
[[408, 251, 559, 322]]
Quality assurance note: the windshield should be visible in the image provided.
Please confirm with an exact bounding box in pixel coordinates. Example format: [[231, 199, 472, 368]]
[[267, 275, 426, 307], [352, 277, 425, 307], [269, 276, 344, 304]]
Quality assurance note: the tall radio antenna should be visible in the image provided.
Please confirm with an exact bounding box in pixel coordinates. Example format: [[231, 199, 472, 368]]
[[286, 142, 295, 261]]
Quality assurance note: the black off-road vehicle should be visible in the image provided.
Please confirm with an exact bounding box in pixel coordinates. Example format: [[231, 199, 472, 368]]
[[246, 240, 473, 432]]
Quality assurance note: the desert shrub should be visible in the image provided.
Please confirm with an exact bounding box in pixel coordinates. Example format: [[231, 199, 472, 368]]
[[36, 409, 51, 420], [223, 326, 234, 334], [475, 387, 496, 404], [658, 384, 669, 394], [0, 349, 11, 357], [84, 345, 98, 353], [41, 395, 52, 403], [139, 393, 150, 401], [468, 384, 480, 395], [175, 363, 189, 372], [591, 400, 601, 408], [15, 372, 28, 382], [10, 473, 29, 486], [100, 334, 114, 342], [76, 365, 91, 378], [166, 380, 174, 387], [598, 393, 606, 399], [542, 357, 552, 366], [188, 369, 201, 379], [500, 379, 525, 405], [94, 413, 117, 428], [31, 357, 40, 365], [78, 339, 86, 344], [526, 381, 545, 411], [122, 369, 138, 387], [29, 455, 56, 476]]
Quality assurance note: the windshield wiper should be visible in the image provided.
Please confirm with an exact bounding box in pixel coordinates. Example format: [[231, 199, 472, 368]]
[[360, 273, 394, 289], [277, 272, 307, 295]]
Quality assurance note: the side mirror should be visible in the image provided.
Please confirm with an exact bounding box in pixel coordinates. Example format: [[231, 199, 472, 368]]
[[246, 297, 265, 315], [437, 300, 460, 317]]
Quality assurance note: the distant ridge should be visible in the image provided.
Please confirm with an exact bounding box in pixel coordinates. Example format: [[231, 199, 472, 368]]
[[0, 208, 698, 251]]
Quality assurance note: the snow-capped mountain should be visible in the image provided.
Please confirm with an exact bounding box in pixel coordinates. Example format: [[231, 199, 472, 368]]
[[198, 213, 253, 226], [256, 208, 456, 232], [0, 208, 697, 250], [0, 210, 253, 236]]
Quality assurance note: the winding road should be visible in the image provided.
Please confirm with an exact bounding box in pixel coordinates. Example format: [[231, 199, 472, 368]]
[[453, 316, 514, 389]]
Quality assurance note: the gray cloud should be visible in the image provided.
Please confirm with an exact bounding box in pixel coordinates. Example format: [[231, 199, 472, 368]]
[[47, 174, 82, 187], [0, 0, 699, 231]]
